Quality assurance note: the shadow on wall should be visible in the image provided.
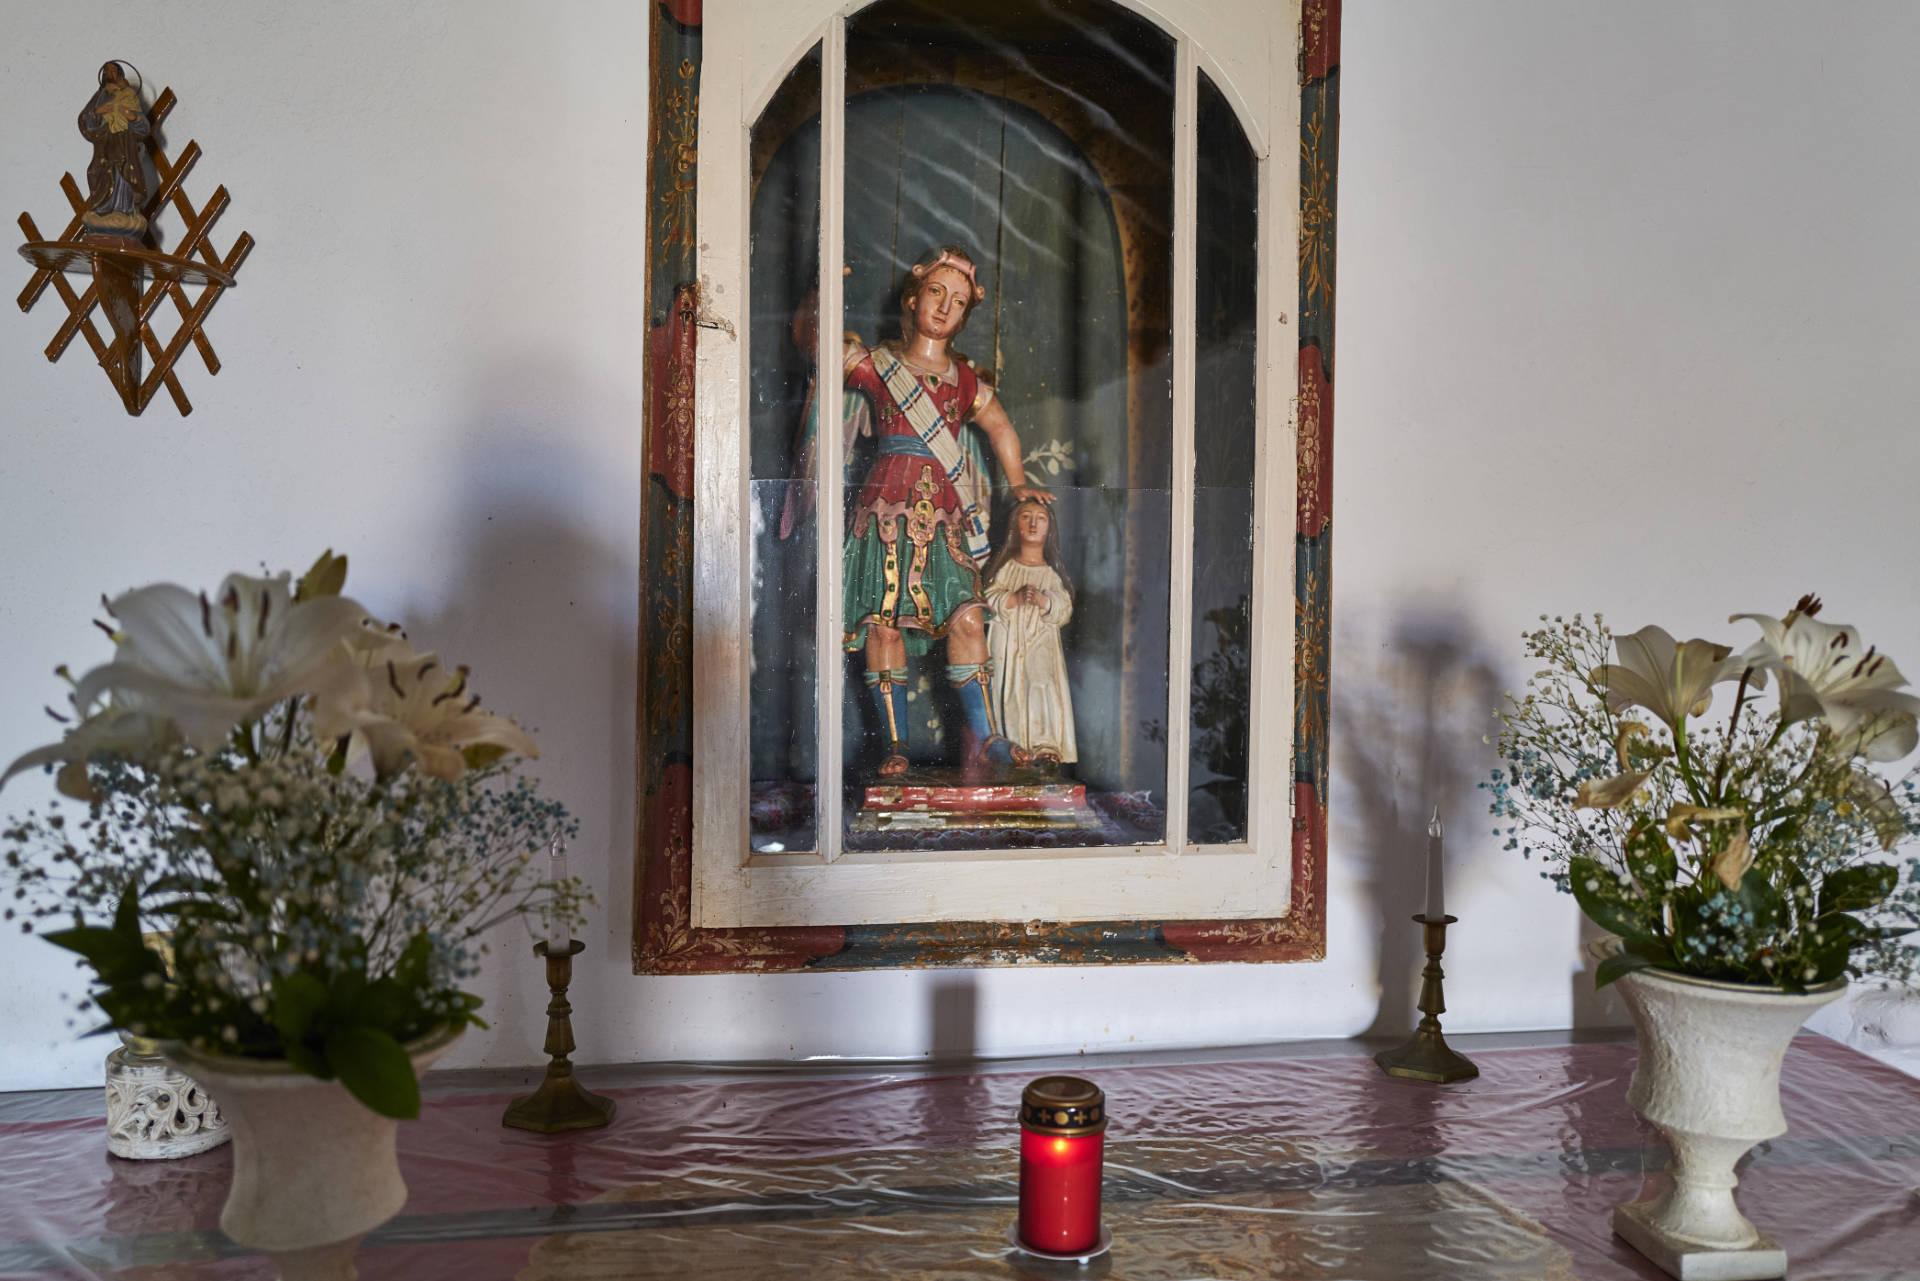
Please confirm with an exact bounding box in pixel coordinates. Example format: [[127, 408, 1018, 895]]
[[930, 974, 980, 1062], [1335, 605, 1502, 1041], [1339, 604, 1630, 1039], [1572, 914, 1629, 1030], [377, 355, 639, 1067]]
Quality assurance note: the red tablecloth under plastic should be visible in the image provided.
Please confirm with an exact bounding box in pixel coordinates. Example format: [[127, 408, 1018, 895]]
[[2, 1034, 1916, 1279]]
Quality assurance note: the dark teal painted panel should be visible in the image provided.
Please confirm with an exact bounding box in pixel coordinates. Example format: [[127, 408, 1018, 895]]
[[1292, 528, 1330, 795]]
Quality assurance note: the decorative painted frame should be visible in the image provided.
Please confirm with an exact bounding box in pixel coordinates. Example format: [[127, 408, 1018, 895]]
[[635, 0, 1338, 973]]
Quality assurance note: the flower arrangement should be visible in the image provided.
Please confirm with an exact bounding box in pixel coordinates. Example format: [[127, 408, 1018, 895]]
[[1, 552, 586, 1118], [1487, 599, 1920, 991]]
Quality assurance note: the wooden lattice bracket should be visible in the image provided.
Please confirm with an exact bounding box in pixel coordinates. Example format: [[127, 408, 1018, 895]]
[[17, 86, 254, 417]]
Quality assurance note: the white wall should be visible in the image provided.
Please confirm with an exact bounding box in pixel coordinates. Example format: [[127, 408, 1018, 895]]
[[4, 1, 1917, 1090]]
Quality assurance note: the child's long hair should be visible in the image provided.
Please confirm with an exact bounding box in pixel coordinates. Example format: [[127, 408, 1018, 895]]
[[982, 497, 1072, 599]]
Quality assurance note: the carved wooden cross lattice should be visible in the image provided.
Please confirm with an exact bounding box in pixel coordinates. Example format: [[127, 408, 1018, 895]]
[[16, 87, 254, 416]]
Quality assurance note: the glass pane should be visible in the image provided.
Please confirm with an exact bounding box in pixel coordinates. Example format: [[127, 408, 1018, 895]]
[[833, 0, 1174, 851], [1187, 71, 1258, 843], [748, 43, 823, 855]]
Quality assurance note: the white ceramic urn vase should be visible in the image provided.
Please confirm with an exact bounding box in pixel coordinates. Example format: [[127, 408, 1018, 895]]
[[163, 1025, 462, 1281], [1611, 962, 1844, 1280]]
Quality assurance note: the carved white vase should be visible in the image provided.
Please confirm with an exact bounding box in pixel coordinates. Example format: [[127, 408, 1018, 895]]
[[105, 1031, 230, 1159], [163, 1025, 461, 1281], [1611, 961, 1845, 1280]]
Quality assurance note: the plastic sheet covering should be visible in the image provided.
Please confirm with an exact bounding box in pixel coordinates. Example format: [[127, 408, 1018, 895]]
[[2, 1034, 1918, 1279]]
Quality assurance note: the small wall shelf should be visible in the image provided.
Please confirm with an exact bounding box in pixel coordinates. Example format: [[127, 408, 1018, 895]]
[[17, 84, 253, 417]]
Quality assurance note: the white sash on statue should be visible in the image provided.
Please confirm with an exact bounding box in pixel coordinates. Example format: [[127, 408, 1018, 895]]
[[870, 346, 991, 565]]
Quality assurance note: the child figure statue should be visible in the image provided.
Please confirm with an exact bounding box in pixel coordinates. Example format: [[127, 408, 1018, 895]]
[[982, 498, 1077, 766], [797, 246, 1053, 778]]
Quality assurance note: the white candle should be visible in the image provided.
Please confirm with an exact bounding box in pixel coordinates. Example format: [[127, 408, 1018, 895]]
[[1424, 808, 1445, 920], [546, 834, 571, 951]]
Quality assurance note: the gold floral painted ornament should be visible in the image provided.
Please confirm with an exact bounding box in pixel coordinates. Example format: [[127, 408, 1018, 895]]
[[0, 551, 587, 1118], [1488, 598, 1920, 991]]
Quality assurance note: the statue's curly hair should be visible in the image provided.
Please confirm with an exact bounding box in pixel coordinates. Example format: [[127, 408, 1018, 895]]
[[898, 245, 985, 336]]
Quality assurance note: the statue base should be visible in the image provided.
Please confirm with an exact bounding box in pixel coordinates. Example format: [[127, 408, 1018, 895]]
[[79, 212, 149, 241], [851, 770, 1100, 832]]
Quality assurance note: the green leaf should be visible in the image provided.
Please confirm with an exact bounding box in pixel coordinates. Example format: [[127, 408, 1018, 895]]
[[395, 931, 433, 994], [294, 549, 349, 602], [271, 972, 328, 1045], [43, 925, 139, 969], [91, 987, 143, 1029], [461, 743, 511, 771], [325, 1026, 419, 1119], [1801, 927, 1854, 987], [1569, 855, 1658, 943], [324, 967, 368, 1025], [1595, 950, 1657, 989], [1821, 864, 1898, 916], [451, 989, 486, 1030], [1820, 912, 1879, 950], [1669, 886, 1709, 955], [1733, 867, 1786, 934], [112, 880, 141, 939], [356, 977, 414, 1035], [283, 1043, 332, 1080], [43, 925, 163, 987], [1621, 935, 1678, 967]]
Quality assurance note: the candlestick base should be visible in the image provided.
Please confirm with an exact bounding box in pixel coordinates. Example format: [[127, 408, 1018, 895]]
[[1374, 1022, 1480, 1084], [502, 939, 618, 1134], [1007, 1224, 1112, 1264], [1375, 913, 1479, 1084], [501, 1068, 618, 1133]]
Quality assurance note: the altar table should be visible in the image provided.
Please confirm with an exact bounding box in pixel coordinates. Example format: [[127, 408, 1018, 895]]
[[3, 1032, 1917, 1279]]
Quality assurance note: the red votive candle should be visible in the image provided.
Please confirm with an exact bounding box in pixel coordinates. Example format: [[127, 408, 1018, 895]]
[[1017, 1076, 1106, 1255]]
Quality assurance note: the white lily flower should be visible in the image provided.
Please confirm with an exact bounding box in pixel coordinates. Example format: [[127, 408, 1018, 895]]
[[1732, 612, 1920, 762], [1707, 827, 1753, 891], [69, 573, 369, 752], [314, 632, 536, 781], [0, 703, 179, 797], [1574, 770, 1651, 810], [1664, 803, 1745, 838], [1592, 625, 1752, 732]]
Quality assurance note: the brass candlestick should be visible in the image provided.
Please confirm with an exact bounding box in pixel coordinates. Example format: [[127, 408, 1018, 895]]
[[502, 939, 617, 1132], [1375, 914, 1479, 1083]]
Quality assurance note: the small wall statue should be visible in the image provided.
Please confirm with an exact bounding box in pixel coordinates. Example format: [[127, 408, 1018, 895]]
[[79, 61, 153, 242]]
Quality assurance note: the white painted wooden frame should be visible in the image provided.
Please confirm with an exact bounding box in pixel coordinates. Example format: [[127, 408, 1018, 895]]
[[692, 0, 1301, 929]]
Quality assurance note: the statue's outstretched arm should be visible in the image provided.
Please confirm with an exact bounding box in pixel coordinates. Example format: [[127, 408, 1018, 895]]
[[973, 397, 1050, 506]]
